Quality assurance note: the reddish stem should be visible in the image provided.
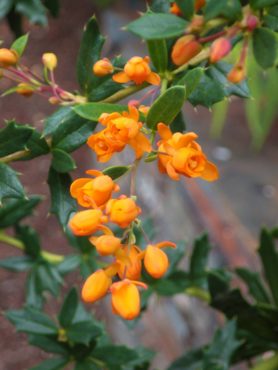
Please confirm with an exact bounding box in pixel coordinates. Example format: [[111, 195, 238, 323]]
[[198, 30, 226, 43]]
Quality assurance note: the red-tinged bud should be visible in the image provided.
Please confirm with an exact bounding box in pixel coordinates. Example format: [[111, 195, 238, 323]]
[[49, 96, 60, 104], [171, 35, 202, 66], [195, 0, 206, 11], [42, 53, 57, 71], [210, 37, 231, 63], [93, 58, 114, 76], [227, 65, 245, 84], [246, 15, 259, 32], [16, 83, 34, 97], [0, 48, 18, 68]]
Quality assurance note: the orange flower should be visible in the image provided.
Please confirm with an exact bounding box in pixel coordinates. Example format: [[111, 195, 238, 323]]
[[16, 83, 34, 97], [116, 245, 142, 280], [87, 106, 151, 162], [93, 58, 114, 76], [157, 123, 218, 181], [82, 269, 112, 303], [227, 64, 245, 84], [68, 209, 108, 236], [106, 196, 141, 228], [110, 279, 147, 320], [210, 37, 232, 63], [170, 2, 182, 16], [171, 35, 202, 66], [90, 234, 122, 256], [195, 0, 206, 11], [113, 56, 160, 85], [0, 48, 18, 68], [70, 170, 119, 208], [143, 241, 176, 279]]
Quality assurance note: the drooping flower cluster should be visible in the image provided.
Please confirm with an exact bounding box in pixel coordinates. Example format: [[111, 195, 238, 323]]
[[69, 102, 218, 320]]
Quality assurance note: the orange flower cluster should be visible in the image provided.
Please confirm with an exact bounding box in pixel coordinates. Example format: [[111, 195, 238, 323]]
[[87, 105, 152, 162], [157, 123, 218, 181], [68, 167, 176, 320]]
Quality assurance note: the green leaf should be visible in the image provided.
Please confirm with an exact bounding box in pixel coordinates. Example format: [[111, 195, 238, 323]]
[[175, 67, 205, 98], [16, 225, 41, 258], [236, 267, 271, 304], [258, 229, 278, 306], [0, 121, 33, 157], [170, 111, 186, 133], [51, 149, 76, 173], [203, 320, 241, 369], [147, 86, 186, 129], [189, 234, 211, 289], [74, 360, 100, 370], [0, 195, 41, 228], [0, 0, 13, 18], [0, 163, 25, 202], [204, 0, 242, 21], [208, 62, 250, 98], [0, 255, 33, 271], [188, 73, 225, 107], [250, 0, 278, 9], [126, 13, 188, 40], [37, 263, 63, 296], [11, 33, 29, 56], [147, 39, 168, 72], [59, 288, 79, 328], [47, 167, 77, 228], [15, 0, 47, 25], [150, 0, 170, 13], [24, 129, 50, 159], [253, 28, 277, 69], [56, 255, 80, 275], [67, 320, 102, 345], [77, 16, 105, 95], [6, 307, 58, 335], [168, 348, 204, 370], [103, 165, 131, 180], [176, 0, 195, 20], [26, 267, 44, 308], [73, 103, 128, 121], [93, 345, 138, 367], [29, 334, 69, 356], [150, 270, 190, 295], [30, 357, 69, 370]]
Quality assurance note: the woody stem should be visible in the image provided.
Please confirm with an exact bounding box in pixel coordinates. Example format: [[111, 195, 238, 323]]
[[198, 30, 226, 43], [0, 231, 65, 264]]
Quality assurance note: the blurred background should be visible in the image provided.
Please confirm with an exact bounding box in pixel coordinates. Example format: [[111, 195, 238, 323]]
[[0, 1, 277, 369]]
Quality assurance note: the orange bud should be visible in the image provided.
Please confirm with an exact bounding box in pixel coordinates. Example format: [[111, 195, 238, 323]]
[[0, 48, 18, 68], [210, 37, 231, 63], [110, 280, 141, 320], [90, 234, 122, 256], [68, 209, 107, 236], [171, 35, 202, 66], [144, 245, 169, 279], [170, 3, 182, 16], [106, 196, 141, 228], [16, 83, 33, 97], [138, 105, 150, 116], [93, 58, 114, 76], [48, 96, 60, 104], [82, 269, 112, 303], [227, 65, 245, 84], [42, 52, 57, 70]]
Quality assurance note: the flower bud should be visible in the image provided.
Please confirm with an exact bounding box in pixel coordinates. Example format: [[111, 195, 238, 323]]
[[68, 209, 107, 236], [170, 3, 182, 16], [110, 280, 141, 320], [42, 52, 57, 70], [210, 37, 232, 63], [117, 245, 142, 280], [90, 234, 122, 256], [246, 15, 259, 32], [16, 83, 33, 97], [144, 245, 169, 279], [227, 65, 245, 84], [171, 35, 202, 66], [93, 58, 114, 76], [82, 269, 111, 303], [48, 96, 60, 104], [187, 15, 204, 33], [0, 48, 18, 68], [195, 0, 206, 11], [106, 196, 141, 228]]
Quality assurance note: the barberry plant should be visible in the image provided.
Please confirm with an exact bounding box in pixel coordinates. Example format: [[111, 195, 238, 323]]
[[0, 0, 277, 369]]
